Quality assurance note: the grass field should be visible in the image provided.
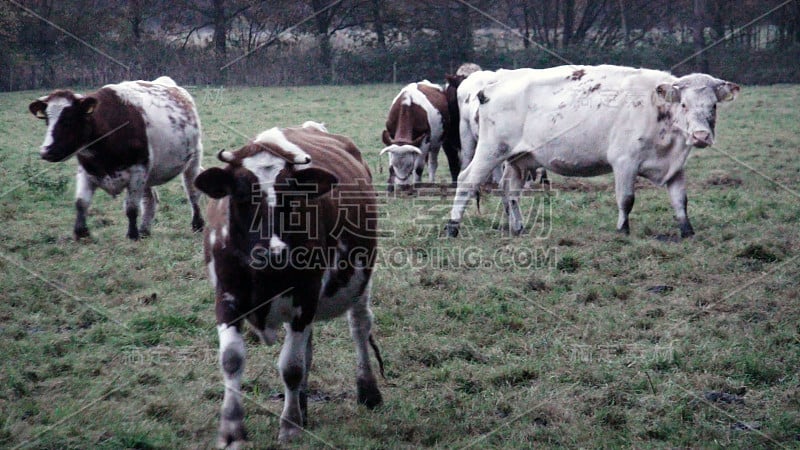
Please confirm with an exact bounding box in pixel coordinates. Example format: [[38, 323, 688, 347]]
[[0, 82, 798, 449]]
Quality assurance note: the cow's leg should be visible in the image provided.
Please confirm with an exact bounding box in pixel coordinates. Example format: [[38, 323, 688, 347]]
[[442, 140, 461, 184], [348, 280, 382, 409], [217, 323, 247, 449], [613, 166, 637, 235], [299, 329, 313, 425], [182, 157, 205, 232], [74, 167, 96, 240], [414, 153, 425, 184], [446, 147, 507, 237], [667, 170, 694, 237], [427, 146, 440, 183], [459, 123, 476, 171], [386, 166, 396, 193], [501, 161, 526, 236], [139, 188, 157, 237], [124, 165, 147, 240], [278, 322, 312, 442]]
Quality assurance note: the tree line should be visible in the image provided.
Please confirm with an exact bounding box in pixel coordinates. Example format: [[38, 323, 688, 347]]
[[2, 0, 799, 91]]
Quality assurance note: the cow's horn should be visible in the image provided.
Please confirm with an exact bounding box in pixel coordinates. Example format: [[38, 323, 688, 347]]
[[217, 150, 235, 163]]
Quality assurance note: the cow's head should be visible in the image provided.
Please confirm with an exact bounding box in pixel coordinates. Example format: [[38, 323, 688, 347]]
[[29, 91, 98, 162], [380, 130, 425, 187], [655, 74, 740, 148], [194, 144, 337, 255]]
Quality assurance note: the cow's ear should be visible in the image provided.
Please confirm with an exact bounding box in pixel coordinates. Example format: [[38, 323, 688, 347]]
[[78, 97, 98, 115], [656, 84, 681, 103], [29, 100, 47, 119], [715, 82, 740, 102], [381, 129, 393, 146], [195, 167, 234, 199], [278, 168, 338, 199]]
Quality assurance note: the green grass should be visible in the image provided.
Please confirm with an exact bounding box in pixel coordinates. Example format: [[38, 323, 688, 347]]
[[1, 83, 799, 449]]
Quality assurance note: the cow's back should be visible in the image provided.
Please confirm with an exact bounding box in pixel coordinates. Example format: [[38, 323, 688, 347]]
[[106, 80, 202, 185], [480, 65, 676, 175], [282, 128, 376, 248]]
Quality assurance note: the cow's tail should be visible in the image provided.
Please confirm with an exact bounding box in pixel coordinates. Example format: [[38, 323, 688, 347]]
[[368, 332, 386, 379], [475, 190, 482, 215]]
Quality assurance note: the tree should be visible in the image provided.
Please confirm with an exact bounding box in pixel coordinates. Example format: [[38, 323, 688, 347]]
[[693, 0, 709, 72]]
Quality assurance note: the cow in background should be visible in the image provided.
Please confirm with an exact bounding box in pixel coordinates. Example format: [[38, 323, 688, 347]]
[[381, 81, 459, 191], [195, 124, 383, 446], [446, 65, 739, 237], [28, 76, 204, 240]]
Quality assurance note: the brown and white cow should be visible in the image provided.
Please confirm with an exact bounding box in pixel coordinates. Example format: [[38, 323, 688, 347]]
[[194, 124, 383, 446], [446, 65, 739, 237], [381, 81, 460, 190], [28, 76, 204, 240]]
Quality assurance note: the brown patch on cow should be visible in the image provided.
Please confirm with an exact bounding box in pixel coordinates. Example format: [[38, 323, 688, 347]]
[[569, 69, 586, 81], [71, 88, 149, 176], [588, 83, 601, 93]]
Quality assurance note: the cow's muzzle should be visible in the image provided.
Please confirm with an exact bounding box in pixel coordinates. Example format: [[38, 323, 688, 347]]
[[690, 131, 713, 148], [40, 146, 70, 162]]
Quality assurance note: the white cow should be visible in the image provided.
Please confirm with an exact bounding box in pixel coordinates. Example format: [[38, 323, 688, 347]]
[[457, 69, 537, 178], [446, 65, 740, 237]]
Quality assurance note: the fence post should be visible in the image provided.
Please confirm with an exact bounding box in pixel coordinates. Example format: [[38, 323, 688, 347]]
[[393, 61, 397, 85]]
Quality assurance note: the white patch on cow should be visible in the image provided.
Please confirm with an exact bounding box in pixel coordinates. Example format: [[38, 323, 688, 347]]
[[40, 96, 73, 152], [254, 128, 312, 164], [221, 225, 229, 239], [269, 234, 287, 255], [405, 83, 444, 151], [216, 321, 245, 445], [208, 258, 217, 289], [152, 76, 177, 87], [209, 229, 217, 247], [107, 79, 202, 186], [217, 323, 245, 366], [382, 145, 420, 184], [240, 152, 285, 206], [417, 79, 443, 91], [301, 121, 328, 132]]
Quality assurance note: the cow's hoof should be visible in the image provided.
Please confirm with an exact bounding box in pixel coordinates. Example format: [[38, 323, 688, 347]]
[[74, 227, 90, 240], [386, 184, 395, 193], [127, 230, 140, 241], [680, 223, 695, 238], [278, 421, 303, 443], [138, 228, 151, 238], [192, 217, 205, 232], [357, 377, 383, 409], [615, 226, 630, 236], [217, 420, 247, 449], [445, 220, 460, 238]]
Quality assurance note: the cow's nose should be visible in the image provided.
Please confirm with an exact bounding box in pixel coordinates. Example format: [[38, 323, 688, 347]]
[[691, 131, 712, 148]]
